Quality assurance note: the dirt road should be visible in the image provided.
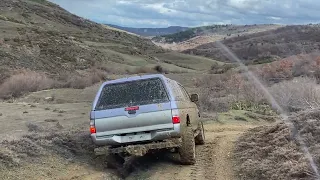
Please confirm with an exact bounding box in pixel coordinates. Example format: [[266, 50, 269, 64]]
[[127, 123, 259, 180]]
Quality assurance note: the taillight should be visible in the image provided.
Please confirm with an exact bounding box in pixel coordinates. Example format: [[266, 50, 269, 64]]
[[125, 106, 139, 111], [171, 109, 180, 124], [172, 116, 180, 124], [90, 120, 96, 134], [90, 126, 96, 134]]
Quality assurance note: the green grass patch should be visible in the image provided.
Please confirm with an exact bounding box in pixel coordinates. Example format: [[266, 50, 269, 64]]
[[154, 52, 223, 71], [230, 101, 276, 116], [210, 109, 277, 125]]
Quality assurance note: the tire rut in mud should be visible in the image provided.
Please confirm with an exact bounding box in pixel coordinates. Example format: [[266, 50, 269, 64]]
[[189, 139, 218, 180], [125, 129, 244, 180]]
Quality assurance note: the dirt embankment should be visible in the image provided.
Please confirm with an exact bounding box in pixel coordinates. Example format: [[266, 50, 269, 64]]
[[234, 109, 320, 180]]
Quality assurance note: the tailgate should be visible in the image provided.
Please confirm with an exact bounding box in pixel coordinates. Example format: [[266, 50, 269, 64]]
[[94, 102, 173, 137]]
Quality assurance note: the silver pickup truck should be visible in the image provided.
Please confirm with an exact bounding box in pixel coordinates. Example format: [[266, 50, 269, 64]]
[[90, 74, 205, 165]]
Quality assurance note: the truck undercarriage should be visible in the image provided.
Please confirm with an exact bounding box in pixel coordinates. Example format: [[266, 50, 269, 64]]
[[94, 138, 182, 177]]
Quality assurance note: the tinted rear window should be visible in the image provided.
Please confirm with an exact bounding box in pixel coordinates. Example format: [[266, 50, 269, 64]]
[[95, 78, 169, 110]]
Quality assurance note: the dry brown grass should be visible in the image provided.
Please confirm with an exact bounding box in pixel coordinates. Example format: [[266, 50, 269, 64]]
[[60, 69, 108, 89], [234, 109, 320, 180], [0, 70, 55, 99], [0, 68, 109, 99]]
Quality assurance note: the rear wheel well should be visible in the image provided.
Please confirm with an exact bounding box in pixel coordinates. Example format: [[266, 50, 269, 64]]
[[186, 115, 191, 126]]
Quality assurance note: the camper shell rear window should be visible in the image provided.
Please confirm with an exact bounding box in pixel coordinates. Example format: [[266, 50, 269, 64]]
[[95, 78, 169, 110]]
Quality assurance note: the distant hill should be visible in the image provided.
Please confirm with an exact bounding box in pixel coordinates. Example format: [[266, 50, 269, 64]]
[[182, 25, 320, 64], [106, 24, 189, 37], [152, 24, 282, 51], [152, 24, 279, 43]]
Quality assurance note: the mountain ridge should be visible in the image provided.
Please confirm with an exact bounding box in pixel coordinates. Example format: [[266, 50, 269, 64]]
[[106, 24, 189, 36]]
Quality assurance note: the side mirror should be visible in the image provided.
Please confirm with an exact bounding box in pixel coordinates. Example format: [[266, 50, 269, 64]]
[[190, 94, 199, 102]]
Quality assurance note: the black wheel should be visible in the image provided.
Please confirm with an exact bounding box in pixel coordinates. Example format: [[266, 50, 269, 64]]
[[105, 154, 124, 169], [106, 154, 131, 178], [195, 122, 205, 145], [179, 126, 196, 165]]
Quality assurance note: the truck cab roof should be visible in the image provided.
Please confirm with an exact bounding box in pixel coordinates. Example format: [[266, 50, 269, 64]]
[[102, 74, 167, 86]]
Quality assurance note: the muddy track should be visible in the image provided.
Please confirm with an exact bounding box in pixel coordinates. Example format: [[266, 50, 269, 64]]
[[127, 124, 255, 180]]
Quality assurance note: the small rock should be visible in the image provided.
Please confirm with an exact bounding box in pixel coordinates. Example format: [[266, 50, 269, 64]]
[[44, 119, 58, 122], [56, 122, 63, 128], [44, 97, 53, 101], [23, 111, 28, 114], [58, 110, 66, 113], [0, 113, 2, 116]]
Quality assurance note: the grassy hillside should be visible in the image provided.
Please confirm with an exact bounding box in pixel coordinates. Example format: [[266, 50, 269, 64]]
[[183, 25, 320, 64], [0, 0, 164, 78]]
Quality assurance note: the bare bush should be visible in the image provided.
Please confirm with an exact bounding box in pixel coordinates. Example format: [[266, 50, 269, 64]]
[[210, 62, 236, 74], [129, 65, 168, 74], [153, 65, 165, 73], [198, 88, 232, 112], [131, 66, 155, 74], [0, 70, 55, 99], [58, 68, 108, 89], [269, 77, 320, 112], [197, 72, 273, 113]]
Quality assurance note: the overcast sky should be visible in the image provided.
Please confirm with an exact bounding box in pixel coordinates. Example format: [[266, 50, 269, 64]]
[[49, 0, 320, 28]]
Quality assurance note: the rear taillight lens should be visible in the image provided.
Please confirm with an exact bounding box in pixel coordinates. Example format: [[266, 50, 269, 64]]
[[90, 126, 96, 134], [172, 116, 180, 124], [171, 109, 180, 124], [90, 120, 96, 134], [125, 106, 139, 111]]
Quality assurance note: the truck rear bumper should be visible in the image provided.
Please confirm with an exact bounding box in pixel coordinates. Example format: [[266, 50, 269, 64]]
[[94, 138, 181, 156], [91, 124, 180, 146]]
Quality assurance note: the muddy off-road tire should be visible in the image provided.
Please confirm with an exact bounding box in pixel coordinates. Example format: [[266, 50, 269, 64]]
[[195, 122, 205, 145], [179, 126, 196, 165]]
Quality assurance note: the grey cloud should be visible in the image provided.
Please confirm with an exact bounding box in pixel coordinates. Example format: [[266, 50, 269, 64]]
[[49, 0, 320, 27]]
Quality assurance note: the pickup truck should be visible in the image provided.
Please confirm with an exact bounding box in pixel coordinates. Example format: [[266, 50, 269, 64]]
[[90, 74, 205, 165]]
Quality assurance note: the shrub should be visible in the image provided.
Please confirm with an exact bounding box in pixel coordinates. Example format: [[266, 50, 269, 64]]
[[210, 62, 236, 74], [292, 58, 310, 77], [153, 65, 164, 73], [0, 70, 55, 99], [132, 66, 155, 74], [198, 88, 231, 112], [258, 59, 294, 83], [61, 69, 107, 89], [269, 77, 320, 112], [130, 65, 168, 74]]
